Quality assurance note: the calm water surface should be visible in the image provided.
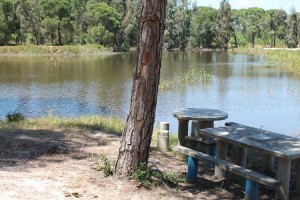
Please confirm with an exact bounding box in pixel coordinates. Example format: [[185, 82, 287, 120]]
[[0, 51, 300, 135]]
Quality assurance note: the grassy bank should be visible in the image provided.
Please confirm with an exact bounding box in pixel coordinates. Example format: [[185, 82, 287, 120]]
[[0, 115, 178, 146], [0, 115, 124, 135], [0, 44, 114, 55], [232, 48, 300, 71]]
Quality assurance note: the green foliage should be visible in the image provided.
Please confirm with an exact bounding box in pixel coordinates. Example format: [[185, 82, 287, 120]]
[[286, 7, 298, 48], [85, 24, 114, 47], [0, 0, 18, 45], [189, 6, 218, 48], [95, 154, 114, 177], [216, 0, 232, 49], [164, 171, 186, 185], [229, 34, 247, 47], [132, 163, 153, 187], [132, 163, 186, 187], [0, 0, 298, 49], [164, 0, 192, 50]]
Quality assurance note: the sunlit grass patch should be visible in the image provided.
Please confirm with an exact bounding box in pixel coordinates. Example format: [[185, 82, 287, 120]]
[[0, 115, 124, 136], [0, 115, 179, 144]]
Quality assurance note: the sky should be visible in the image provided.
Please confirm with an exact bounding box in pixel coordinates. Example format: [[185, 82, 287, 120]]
[[196, 0, 300, 12]]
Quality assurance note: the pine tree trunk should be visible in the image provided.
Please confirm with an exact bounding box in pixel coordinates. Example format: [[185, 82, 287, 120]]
[[58, 26, 62, 45], [115, 0, 167, 177]]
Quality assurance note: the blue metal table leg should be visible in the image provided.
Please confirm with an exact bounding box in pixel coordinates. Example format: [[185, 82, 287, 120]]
[[245, 179, 258, 200]]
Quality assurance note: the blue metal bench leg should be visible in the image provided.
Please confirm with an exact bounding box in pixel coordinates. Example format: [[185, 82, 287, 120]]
[[187, 143, 198, 181], [245, 179, 258, 200], [187, 156, 198, 181]]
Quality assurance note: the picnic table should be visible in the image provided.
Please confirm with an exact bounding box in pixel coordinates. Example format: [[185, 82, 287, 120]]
[[172, 108, 228, 146], [199, 123, 300, 199]]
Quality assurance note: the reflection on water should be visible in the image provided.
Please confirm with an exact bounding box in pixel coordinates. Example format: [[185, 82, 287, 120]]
[[0, 51, 299, 135]]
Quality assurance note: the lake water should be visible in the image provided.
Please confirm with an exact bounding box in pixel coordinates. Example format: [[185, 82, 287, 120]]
[[0, 51, 299, 136]]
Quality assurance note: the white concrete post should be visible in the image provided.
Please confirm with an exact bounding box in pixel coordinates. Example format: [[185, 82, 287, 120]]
[[158, 122, 170, 151], [157, 130, 169, 151]]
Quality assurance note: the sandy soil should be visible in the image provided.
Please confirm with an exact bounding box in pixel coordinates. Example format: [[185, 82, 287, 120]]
[[0, 127, 276, 200]]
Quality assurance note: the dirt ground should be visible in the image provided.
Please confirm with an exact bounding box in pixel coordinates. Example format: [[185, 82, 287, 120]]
[[0, 127, 279, 200]]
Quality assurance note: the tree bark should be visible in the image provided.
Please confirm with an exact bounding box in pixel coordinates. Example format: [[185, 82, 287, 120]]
[[58, 26, 62, 45], [115, 0, 167, 177]]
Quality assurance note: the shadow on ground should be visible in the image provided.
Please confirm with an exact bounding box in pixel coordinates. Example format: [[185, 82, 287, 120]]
[[0, 126, 119, 169]]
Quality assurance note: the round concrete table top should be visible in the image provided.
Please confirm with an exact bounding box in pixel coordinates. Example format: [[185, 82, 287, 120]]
[[173, 108, 228, 121]]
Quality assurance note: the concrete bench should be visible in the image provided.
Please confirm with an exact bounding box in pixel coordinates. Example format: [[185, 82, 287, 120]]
[[176, 145, 287, 200], [185, 136, 217, 147]]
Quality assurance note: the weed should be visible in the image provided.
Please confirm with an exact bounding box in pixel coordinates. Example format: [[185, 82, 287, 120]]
[[132, 163, 152, 187], [95, 154, 114, 177], [165, 172, 186, 185], [132, 163, 186, 188], [6, 113, 25, 123], [6, 106, 25, 123]]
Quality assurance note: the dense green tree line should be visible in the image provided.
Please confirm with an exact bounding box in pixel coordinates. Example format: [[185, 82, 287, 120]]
[[0, 0, 299, 51]]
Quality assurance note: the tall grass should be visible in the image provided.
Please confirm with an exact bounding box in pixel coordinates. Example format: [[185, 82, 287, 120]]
[[159, 68, 213, 91], [0, 115, 124, 136]]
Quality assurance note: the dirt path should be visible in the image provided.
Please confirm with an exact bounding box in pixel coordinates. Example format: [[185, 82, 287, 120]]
[[0, 127, 271, 199]]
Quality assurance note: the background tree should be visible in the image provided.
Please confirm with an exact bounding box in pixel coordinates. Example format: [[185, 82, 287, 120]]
[[272, 9, 287, 47], [0, 0, 19, 45], [243, 7, 265, 48], [286, 7, 298, 48], [164, 0, 178, 49], [176, 0, 192, 49], [189, 6, 217, 48], [115, 0, 167, 177], [40, 0, 73, 45], [0, 0, 298, 49], [86, 2, 121, 50], [216, 0, 232, 49], [72, 0, 88, 44], [15, 0, 42, 45], [122, 0, 140, 48]]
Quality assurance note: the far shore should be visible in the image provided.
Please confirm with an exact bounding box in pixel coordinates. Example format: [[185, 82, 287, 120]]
[[263, 47, 300, 51], [0, 45, 120, 56]]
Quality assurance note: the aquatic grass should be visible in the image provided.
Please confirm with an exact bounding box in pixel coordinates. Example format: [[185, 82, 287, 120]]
[[159, 68, 213, 91]]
